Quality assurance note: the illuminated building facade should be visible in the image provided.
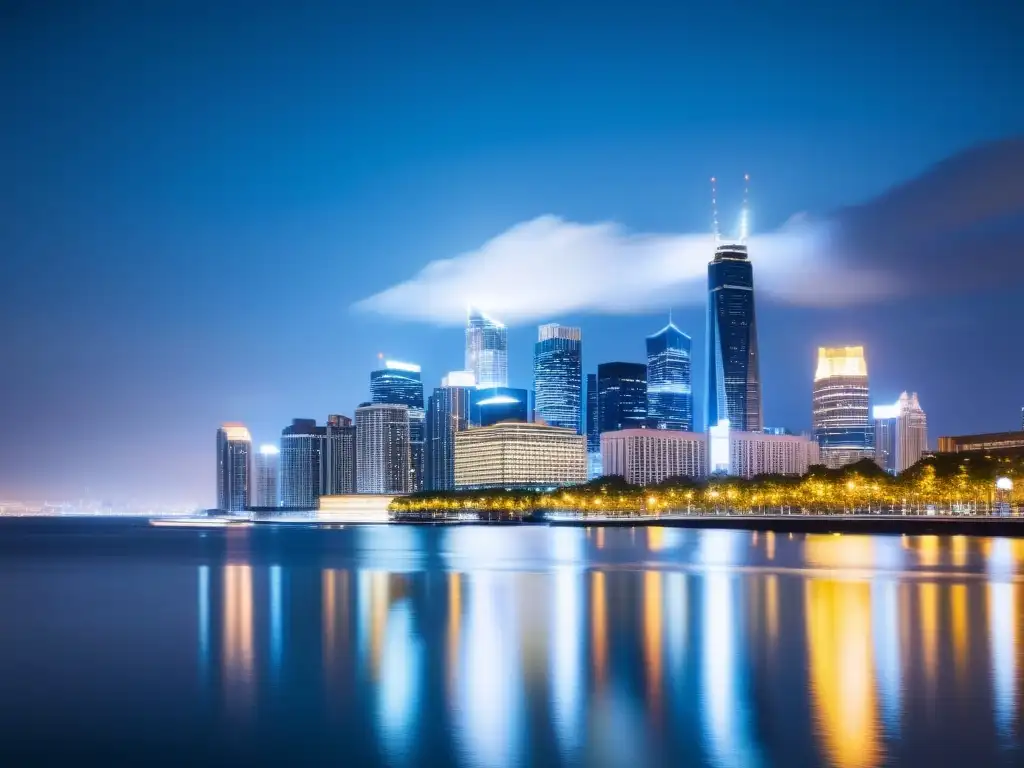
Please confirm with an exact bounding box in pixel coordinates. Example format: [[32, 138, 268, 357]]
[[370, 360, 425, 491], [646, 320, 693, 431], [937, 431, 1024, 456], [454, 422, 587, 490], [597, 362, 647, 434], [324, 414, 356, 494], [465, 307, 508, 389], [253, 444, 279, 507], [706, 243, 763, 433], [216, 423, 251, 512], [874, 392, 927, 474], [586, 373, 601, 478], [280, 418, 326, 509], [424, 379, 473, 491], [471, 386, 529, 427], [812, 346, 873, 468], [601, 426, 817, 483], [355, 403, 411, 494], [533, 324, 582, 432]]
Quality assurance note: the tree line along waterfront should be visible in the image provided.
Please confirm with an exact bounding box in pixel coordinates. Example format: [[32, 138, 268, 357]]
[[388, 453, 1023, 519]]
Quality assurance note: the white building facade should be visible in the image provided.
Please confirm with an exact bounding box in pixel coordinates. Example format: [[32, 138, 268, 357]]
[[454, 422, 586, 490]]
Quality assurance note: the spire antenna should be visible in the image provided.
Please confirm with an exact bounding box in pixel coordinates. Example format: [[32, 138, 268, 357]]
[[710, 176, 720, 243], [740, 173, 750, 244]]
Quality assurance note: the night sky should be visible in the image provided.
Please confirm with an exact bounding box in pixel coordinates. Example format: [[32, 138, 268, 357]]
[[2, 1, 1022, 506]]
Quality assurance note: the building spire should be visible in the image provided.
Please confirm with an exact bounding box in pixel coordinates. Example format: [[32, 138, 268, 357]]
[[710, 176, 720, 243], [739, 173, 750, 243]]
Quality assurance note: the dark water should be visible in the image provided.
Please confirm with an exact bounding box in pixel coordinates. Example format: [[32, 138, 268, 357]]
[[1, 519, 1023, 766]]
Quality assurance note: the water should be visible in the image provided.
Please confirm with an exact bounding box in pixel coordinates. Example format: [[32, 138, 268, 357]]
[[0, 518, 1022, 766]]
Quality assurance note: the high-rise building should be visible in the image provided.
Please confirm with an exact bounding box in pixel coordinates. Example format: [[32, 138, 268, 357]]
[[812, 346, 873, 468], [454, 422, 587, 490], [253, 444, 279, 507], [646, 319, 693, 431], [874, 392, 928, 474], [706, 243, 763, 433], [216, 423, 251, 512], [597, 362, 647, 434], [585, 372, 600, 478], [424, 378, 473, 491], [465, 307, 508, 389], [370, 360, 425, 491], [533, 323, 582, 432], [280, 418, 326, 508], [355, 404, 410, 494], [324, 414, 357, 494], [471, 386, 529, 427]]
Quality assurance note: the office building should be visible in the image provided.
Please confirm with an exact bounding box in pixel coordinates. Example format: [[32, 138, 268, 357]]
[[454, 422, 587, 490], [253, 444, 279, 507], [597, 362, 647, 434], [465, 307, 508, 389], [601, 426, 818, 484], [324, 414, 357, 494], [585, 373, 601, 478], [937, 431, 1024, 456], [471, 386, 530, 427], [812, 346, 873, 468], [370, 360, 425, 491], [646, 319, 693, 431], [533, 323, 582, 432], [424, 378, 473, 491], [356, 403, 411, 494], [216, 423, 251, 512], [706, 242, 763, 433], [280, 418, 326, 509], [874, 392, 928, 474]]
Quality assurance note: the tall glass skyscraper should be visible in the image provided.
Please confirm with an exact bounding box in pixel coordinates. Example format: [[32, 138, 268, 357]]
[[597, 362, 647, 434], [324, 414, 356, 494], [706, 243, 763, 433], [646, 320, 693, 431], [586, 373, 599, 452], [465, 307, 508, 389], [355, 404, 410, 494], [280, 418, 325, 508], [533, 323, 582, 432], [812, 346, 873, 468], [370, 360, 425, 491], [874, 392, 928, 474], [253, 444, 279, 507], [216, 423, 251, 512], [424, 378, 473, 491]]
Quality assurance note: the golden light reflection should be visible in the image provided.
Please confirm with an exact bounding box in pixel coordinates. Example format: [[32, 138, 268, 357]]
[[643, 571, 663, 719], [648, 527, 665, 552], [322, 569, 349, 675], [596, 528, 605, 550], [805, 535, 876, 570], [766, 575, 779, 648], [919, 582, 938, 692], [448, 572, 462, 694], [916, 536, 940, 568], [223, 564, 254, 703], [766, 531, 776, 561], [806, 579, 880, 768], [950, 584, 968, 682], [951, 536, 968, 568], [370, 571, 389, 680], [591, 571, 607, 689]]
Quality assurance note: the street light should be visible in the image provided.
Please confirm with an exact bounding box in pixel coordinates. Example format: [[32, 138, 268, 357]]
[[996, 477, 1014, 492]]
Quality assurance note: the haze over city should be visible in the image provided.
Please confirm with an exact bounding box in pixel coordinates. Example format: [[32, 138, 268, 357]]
[[2, 1, 1022, 506]]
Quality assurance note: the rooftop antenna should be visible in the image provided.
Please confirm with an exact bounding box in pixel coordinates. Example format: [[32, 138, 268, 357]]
[[739, 173, 750, 244], [710, 176, 721, 243]]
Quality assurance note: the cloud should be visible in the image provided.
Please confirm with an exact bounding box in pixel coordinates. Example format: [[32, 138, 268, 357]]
[[354, 138, 1024, 326]]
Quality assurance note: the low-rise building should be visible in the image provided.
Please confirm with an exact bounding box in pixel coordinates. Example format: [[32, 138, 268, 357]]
[[454, 422, 587, 490], [937, 431, 1024, 456]]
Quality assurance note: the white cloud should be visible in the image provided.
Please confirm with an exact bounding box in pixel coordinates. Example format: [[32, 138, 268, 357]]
[[353, 214, 897, 326]]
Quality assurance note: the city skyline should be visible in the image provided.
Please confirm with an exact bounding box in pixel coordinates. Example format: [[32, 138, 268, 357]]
[[2, 2, 1023, 504]]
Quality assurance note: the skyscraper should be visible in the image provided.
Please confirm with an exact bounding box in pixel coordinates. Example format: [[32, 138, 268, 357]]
[[646, 319, 693, 431], [706, 243, 763, 433], [813, 346, 873, 468], [465, 307, 508, 389], [597, 362, 647, 434], [355, 403, 410, 494], [280, 418, 326, 508], [424, 376, 473, 491], [324, 414, 356, 494], [253, 444, 279, 507], [586, 373, 599, 452], [216, 423, 251, 512], [874, 392, 928, 474], [533, 323, 582, 432], [370, 360, 425, 491]]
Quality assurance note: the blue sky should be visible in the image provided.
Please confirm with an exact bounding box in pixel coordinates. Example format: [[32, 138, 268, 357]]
[[1, 1, 1022, 504]]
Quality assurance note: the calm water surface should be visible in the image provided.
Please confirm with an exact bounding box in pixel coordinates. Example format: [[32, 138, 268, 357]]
[[0, 518, 1022, 766]]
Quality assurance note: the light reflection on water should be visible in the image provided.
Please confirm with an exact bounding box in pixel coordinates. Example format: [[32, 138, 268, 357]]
[[2, 520, 1024, 765]]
